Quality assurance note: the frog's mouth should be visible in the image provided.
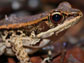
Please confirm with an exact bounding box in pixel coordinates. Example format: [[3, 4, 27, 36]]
[[23, 38, 50, 48], [36, 11, 83, 38]]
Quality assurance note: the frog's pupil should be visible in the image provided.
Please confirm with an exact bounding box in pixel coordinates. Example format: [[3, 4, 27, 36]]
[[52, 14, 62, 22]]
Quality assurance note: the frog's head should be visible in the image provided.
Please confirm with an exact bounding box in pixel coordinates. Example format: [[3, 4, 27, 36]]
[[48, 2, 83, 25], [37, 2, 83, 38]]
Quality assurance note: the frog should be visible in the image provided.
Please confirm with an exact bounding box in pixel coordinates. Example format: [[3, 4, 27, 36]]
[[0, 2, 83, 63]]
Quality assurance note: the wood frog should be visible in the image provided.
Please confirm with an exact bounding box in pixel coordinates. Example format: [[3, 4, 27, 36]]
[[0, 2, 83, 63]]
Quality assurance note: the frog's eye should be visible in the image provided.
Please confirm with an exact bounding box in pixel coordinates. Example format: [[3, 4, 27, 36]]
[[49, 12, 63, 23]]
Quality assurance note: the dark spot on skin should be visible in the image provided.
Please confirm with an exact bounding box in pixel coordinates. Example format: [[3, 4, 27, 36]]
[[6, 32, 12, 39], [1, 32, 5, 36], [16, 31, 21, 35]]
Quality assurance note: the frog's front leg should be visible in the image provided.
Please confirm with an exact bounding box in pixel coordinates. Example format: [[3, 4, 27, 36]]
[[10, 34, 31, 63]]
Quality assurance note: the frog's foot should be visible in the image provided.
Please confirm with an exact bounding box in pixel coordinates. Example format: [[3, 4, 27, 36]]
[[41, 57, 52, 63], [41, 50, 52, 63]]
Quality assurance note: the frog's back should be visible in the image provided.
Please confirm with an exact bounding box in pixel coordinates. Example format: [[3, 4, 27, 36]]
[[0, 11, 49, 29]]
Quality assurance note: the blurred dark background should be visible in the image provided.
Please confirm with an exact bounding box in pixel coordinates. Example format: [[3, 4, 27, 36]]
[[0, 0, 84, 18], [0, 0, 84, 63]]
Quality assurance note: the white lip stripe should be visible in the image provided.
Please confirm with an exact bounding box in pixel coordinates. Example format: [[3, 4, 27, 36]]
[[37, 15, 81, 38]]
